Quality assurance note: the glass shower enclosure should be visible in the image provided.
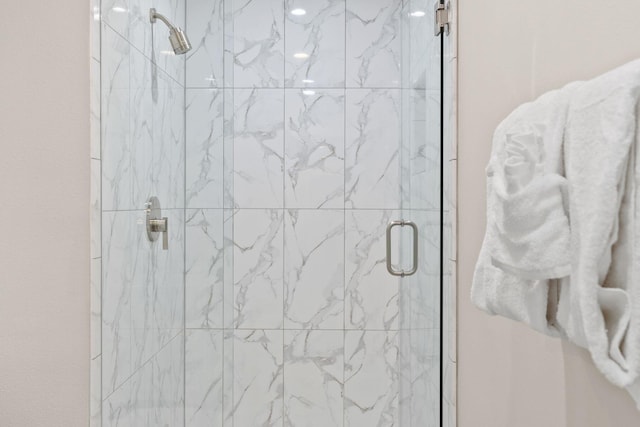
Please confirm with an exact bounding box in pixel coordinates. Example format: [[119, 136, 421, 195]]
[[92, 0, 453, 425]]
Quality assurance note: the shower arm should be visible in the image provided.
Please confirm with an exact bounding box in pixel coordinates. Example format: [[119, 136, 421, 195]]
[[149, 8, 174, 29]]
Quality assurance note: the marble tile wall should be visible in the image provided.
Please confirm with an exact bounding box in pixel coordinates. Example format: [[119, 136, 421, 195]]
[[94, 0, 454, 425], [98, 1, 186, 425], [182, 0, 446, 426], [90, 3, 102, 422]]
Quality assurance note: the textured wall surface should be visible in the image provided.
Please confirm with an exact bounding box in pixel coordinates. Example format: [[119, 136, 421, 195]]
[[457, 1, 640, 426], [0, 1, 90, 426]]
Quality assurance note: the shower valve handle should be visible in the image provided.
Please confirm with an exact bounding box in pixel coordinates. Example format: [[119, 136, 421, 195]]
[[145, 196, 169, 250], [149, 218, 169, 250]]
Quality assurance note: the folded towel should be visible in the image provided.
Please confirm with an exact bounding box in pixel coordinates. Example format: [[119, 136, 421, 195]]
[[491, 126, 572, 280], [471, 82, 580, 336]]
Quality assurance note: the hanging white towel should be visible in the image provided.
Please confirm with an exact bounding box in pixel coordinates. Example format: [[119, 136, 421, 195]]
[[558, 59, 640, 404], [471, 82, 580, 336], [472, 58, 640, 408]]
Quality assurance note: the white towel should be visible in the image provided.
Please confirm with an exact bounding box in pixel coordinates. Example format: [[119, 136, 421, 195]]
[[559, 59, 640, 404], [491, 126, 572, 280], [473, 58, 640, 408], [471, 82, 580, 336]]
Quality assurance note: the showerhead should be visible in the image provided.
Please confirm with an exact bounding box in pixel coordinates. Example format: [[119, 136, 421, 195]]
[[149, 8, 192, 55], [168, 27, 191, 55]]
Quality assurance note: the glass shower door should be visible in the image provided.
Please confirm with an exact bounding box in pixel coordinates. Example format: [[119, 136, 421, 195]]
[[96, 0, 450, 425], [395, 0, 445, 425]]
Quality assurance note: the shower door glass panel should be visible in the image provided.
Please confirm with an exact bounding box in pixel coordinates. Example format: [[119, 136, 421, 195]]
[[99, 0, 445, 425], [398, 1, 444, 426]]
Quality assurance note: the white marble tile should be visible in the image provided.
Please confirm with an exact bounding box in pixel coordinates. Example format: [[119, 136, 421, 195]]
[[407, 210, 441, 330], [223, 0, 235, 89], [129, 333, 185, 426], [91, 159, 102, 259], [103, 25, 186, 213], [410, 330, 439, 427], [223, 209, 235, 329], [345, 210, 400, 330], [152, 68, 186, 209], [186, 0, 224, 88], [232, 89, 284, 208], [284, 330, 344, 427], [129, 46, 154, 209], [222, 330, 235, 425], [92, 258, 102, 360], [131, 209, 183, 371], [233, 209, 284, 329], [91, 355, 102, 427], [232, 0, 285, 87], [285, 89, 345, 209], [102, 0, 186, 85], [344, 331, 399, 427], [284, 210, 344, 329], [345, 89, 401, 209], [185, 329, 224, 426], [91, 0, 102, 61], [103, 380, 131, 427], [408, 0, 441, 90], [443, 61, 456, 213], [101, 25, 132, 211], [443, 358, 456, 427], [346, 0, 402, 88], [130, 0, 186, 85], [223, 89, 235, 209], [185, 209, 224, 328], [408, 90, 441, 211], [102, 211, 137, 395], [232, 330, 284, 427], [101, 0, 130, 39], [186, 89, 224, 209], [399, 0, 411, 90], [284, 0, 345, 88], [397, 329, 412, 425], [399, 88, 412, 209], [91, 58, 101, 160]]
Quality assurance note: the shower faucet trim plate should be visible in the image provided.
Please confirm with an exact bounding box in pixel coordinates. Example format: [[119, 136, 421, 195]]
[[146, 196, 169, 250]]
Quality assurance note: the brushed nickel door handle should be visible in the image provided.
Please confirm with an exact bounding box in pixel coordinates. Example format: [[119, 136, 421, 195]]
[[386, 220, 418, 277]]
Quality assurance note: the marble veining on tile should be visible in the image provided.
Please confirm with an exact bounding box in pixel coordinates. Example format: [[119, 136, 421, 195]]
[[284, 210, 344, 329], [345, 210, 400, 330], [346, 0, 402, 88], [233, 209, 284, 329], [232, 0, 285, 88], [185, 329, 224, 426], [232, 88, 284, 208], [186, 89, 224, 209], [96, 0, 454, 424], [284, 0, 345, 88], [285, 89, 345, 209], [284, 330, 344, 427], [186, 0, 224, 88], [186, 209, 224, 329], [344, 331, 399, 427], [232, 330, 284, 427], [345, 88, 401, 209], [101, 24, 132, 211]]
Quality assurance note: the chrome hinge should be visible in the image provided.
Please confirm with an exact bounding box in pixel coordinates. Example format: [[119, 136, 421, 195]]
[[434, 1, 450, 36]]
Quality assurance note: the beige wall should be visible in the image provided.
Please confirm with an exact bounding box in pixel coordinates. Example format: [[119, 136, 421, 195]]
[[458, 1, 640, 426], [0, 1, 89, 426]]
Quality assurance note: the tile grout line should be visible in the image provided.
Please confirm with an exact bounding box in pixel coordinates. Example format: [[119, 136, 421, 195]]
[[343, 1, 348, 426], [281, 1, 286, 425], [183, 1, 188, 426]]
